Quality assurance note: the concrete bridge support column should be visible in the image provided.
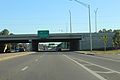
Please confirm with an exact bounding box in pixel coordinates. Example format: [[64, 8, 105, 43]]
[[70, 40, 80, 51], [0, 43, 5, 53], [32, 41, 38, 52]]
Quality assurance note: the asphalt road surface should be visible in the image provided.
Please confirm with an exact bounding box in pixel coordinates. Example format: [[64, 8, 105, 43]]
[[0, 52, 120, 80]]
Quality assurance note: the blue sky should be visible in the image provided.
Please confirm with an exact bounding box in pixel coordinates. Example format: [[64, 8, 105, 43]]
[[0, 0, 120, 34]]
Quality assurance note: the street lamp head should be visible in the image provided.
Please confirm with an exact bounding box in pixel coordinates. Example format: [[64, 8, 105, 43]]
[[69, 0, 92, 51], [94, 8, 98, 13], [69, 0, 76, 1], [70, 0, 89, 8], [96, 8, 98, 11], [69, 0, 73, 1]]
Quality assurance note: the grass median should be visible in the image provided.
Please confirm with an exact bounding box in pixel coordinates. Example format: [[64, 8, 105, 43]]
[[0, 52, 31, 61], [79, 49, 120, 55]]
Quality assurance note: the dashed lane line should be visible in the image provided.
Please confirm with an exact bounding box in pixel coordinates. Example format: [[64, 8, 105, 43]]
[[35, 59, 38, 62], [21, 66, 29, 71]]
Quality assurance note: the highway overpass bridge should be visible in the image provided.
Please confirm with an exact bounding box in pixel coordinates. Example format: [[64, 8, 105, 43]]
[[0, 33, 82, 51]]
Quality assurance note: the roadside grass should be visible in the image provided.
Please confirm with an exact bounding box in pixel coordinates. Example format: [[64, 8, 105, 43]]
[[80, 49, 120, 55]]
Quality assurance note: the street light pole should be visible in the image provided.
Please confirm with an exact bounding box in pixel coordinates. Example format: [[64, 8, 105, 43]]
[[69, 10, 72, 33], [94, 8, 98, 33], [71, 0, 92, 52], [88, 5, 92, 52]]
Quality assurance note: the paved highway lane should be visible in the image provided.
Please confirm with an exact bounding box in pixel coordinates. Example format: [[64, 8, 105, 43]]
[[0, 52, 104, 80], [0, 52, 44, 80], [64, 52, 120, 80]]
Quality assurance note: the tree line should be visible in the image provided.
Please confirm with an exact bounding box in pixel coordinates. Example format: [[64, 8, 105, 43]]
[[0, 28, 120, 52], [0, 29, 13, 35], [98, 29, 120, 50], [0, 29, 28, 53], [0, 29, 14, 53], [98, 29, 119, 33]]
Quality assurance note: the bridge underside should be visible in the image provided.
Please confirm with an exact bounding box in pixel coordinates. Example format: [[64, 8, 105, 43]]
[[31, 39, 80, 51], [0, 33, 82, 52], [0, 38, 81, 52]]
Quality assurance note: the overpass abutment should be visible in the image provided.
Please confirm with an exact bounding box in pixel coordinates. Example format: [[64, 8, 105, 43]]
[[31, 41, 38, 52], [69, 40, 80, 51]]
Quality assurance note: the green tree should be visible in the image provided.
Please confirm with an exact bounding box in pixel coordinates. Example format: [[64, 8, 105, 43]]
[[100, 33, 108, 51], [98, 29, 113, 33], [0, 29, 12, 53], [1, 29, 9, 35], [107, 29, 112, 33], [113, 29, 119, 33], [98, 30, 102, 33], [98, 29, 107, 33], [102, 29, 107, 33], [0, 32, 2, 35], [113, 30, 120, 49]]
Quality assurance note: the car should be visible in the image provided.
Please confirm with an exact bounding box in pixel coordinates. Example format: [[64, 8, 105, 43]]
[[15, 48, 19, 52], [56, 47, 62, 51], [19, 48, 25, 52]]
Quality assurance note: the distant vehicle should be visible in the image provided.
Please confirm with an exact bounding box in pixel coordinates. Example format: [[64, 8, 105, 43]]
[[15, 48, 19, 52], [19, 47, 25, 52], [5, 49, 11, 53], [56, 47, 62, 51]]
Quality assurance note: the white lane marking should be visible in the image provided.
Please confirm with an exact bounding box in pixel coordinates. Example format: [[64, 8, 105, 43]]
[[39, 55, 43, 58], [81, 54, 120, 63], [40, 55, 44, 58], [95, 71, 114, 74], [30, 52, 36, 54], [21, 66, 28, 71], [74, 58, 120, 74], [63, 54, 107, 80], [35, 59, 38, 61]]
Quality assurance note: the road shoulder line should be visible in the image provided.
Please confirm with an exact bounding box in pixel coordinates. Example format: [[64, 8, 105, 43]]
[[75, 52, 120, 63], [74, 58, 120, 74], [63, 54, 107, 80]]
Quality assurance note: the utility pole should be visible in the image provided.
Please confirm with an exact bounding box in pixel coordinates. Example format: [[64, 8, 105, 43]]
[[70, 0, 93, 52], [88, 5, 92, 52], [94, 8, 98, 33], [69, 10, 72, 33], [66, 23, 68, 33]]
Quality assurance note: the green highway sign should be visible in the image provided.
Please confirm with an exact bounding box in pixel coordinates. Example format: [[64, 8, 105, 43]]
[[38, 30, 49, 39]]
